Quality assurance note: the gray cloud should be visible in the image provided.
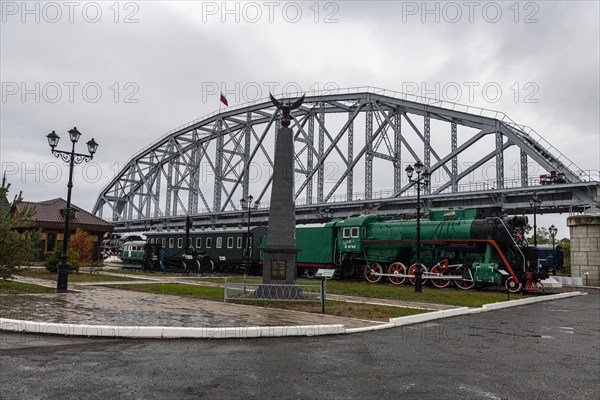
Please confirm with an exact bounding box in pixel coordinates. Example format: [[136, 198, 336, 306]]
[[1, 0, 598, 237]]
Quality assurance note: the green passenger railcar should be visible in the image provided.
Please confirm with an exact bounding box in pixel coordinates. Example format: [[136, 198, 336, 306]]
[[122, 240, 146, 263], [144, 227, 267, 273]]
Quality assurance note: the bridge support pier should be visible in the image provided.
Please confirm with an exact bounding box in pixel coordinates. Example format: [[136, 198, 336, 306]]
[[567, 213, 600, 286]]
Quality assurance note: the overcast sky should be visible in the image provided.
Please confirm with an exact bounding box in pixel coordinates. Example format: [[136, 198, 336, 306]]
[[1, 0, 599, 238]]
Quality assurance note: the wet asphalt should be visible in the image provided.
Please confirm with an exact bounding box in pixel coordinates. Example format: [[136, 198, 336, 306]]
[[1, 292, 598, 400]]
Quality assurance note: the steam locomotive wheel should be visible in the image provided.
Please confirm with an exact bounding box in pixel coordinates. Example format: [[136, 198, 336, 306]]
[[505, 276, 523, 293], [364, 262, 383, 283], [454, 266, 475, 290], [430, 265, 451, 288], [408, 263, 428, 286], [387, 262, 407, 285]]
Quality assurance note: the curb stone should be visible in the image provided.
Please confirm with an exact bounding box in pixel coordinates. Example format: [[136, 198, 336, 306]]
[[0, 291, 583, 339]]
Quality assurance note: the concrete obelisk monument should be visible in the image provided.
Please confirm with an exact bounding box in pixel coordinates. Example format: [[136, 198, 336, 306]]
[[261, 93, 305, 285]]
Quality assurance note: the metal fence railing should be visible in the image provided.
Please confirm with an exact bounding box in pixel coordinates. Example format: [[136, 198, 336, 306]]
[[224, 279, 322, 302]]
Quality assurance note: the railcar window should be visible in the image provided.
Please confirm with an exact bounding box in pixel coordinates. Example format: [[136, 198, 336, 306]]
[[188, 238, 192, 247], [343, 227, 351, 238], [246, 237, 252, 248], [362, 228, 366, 237], [237, 237, 242, 249], [216, 237, 222, 248], [177, 238, 183, 248], [351, 227, 359, 238], [227, 237, 234, 248], [196, 237, 202, 248], [162, 238, 166, 248], [169, 238, 174, 248], [206, 237, 212, 248]]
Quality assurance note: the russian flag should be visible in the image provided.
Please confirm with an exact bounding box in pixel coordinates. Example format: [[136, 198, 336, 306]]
[[220, 93, 229, 107]]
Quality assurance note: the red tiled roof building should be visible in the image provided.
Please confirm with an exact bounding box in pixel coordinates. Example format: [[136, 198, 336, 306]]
[[16, 198, 114, 259]]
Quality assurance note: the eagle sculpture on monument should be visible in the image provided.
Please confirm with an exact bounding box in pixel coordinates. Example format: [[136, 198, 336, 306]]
[[269, 93, 305, 127]]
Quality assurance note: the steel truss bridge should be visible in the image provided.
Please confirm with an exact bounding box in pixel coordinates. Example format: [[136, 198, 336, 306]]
[[93, 87, 599, 231]]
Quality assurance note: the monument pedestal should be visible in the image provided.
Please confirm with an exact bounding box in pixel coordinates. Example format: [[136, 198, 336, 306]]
[[262, 245, 298, 284]]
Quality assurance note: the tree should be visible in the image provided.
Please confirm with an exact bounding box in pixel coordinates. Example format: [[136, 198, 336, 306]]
[[0, 176, 42, 280], [44, 229, 93, 273], [68, 228, 94, 268], [560, 238, 571, 274], [525, 225, 553, 245]]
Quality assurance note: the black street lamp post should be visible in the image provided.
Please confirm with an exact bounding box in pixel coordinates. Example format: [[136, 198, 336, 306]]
[[405, 161, 430, 293], [529, 193, 542, 246], [240, 195, 260, 278], [549, 224, 558, 274], [549, 224, 558, 251], [46, 128, 98, 293]]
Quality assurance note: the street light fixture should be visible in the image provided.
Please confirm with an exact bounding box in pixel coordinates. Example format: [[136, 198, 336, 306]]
[[549, 225, 558, 250], [405, 161, 430, 293], [529, 193, 542, 246], [240, 195, 260, 278], [46, 127, 98, 293]]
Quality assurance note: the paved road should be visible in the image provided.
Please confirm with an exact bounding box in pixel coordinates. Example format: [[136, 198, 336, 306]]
[[1, 293, 598, 400]]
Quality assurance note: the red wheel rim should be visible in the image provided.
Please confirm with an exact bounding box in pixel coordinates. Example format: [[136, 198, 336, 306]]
[[430, 265, 450, 288], [408, 263, 428, 286], [364, 262, 383, 283], [387, 262, 406, 285], [454, 266, 475, 290], [506, 277, 522, 293]]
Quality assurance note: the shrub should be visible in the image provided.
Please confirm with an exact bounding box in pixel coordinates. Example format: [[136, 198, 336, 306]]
[[44, 248, 80, 273]]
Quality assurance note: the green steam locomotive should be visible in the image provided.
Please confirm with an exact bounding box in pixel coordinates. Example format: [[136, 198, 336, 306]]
[[294, 208, 544, 293]]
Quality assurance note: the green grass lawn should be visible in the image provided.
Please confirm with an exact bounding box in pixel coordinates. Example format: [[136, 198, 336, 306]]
[[104, 269, 184, 277], [106, 283, 432, 321], [193, 276, 526, 308], [0, 280, 54, 294], [15, 269, 141, 282]]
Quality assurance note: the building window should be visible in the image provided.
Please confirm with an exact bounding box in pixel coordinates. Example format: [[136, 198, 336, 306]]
[[237, 237, 242, 249], [216, 237, 222, 249], [177, 238, 183, 248], [196, 237, 202, 248], [206, 237, 212, 248], [227, 237, 234, 248]]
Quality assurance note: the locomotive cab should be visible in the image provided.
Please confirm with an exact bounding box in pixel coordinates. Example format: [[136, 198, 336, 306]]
[[336, 214, 382, 253]]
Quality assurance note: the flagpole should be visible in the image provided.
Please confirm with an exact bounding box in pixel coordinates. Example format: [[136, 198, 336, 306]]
[[218, 94, 222, 130]]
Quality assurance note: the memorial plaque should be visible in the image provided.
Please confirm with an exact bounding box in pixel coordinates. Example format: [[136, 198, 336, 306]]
[[271, 260, 286, 280]]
